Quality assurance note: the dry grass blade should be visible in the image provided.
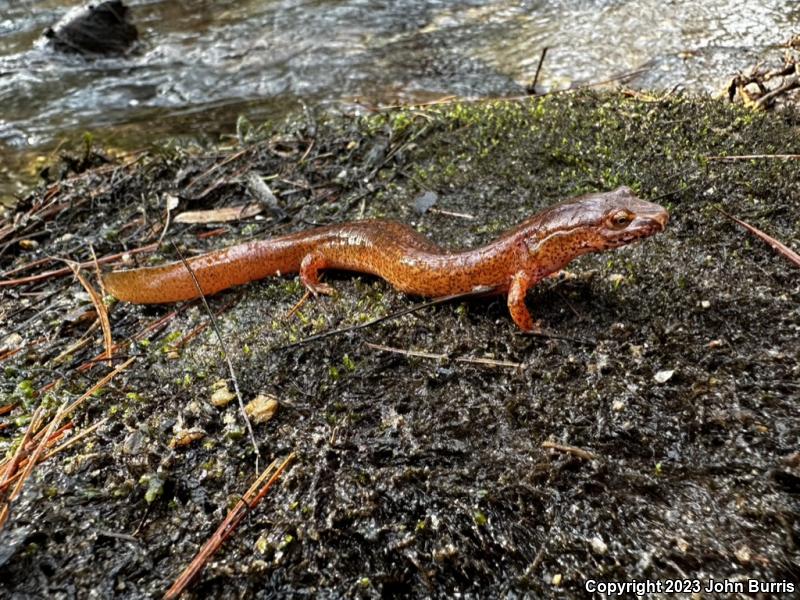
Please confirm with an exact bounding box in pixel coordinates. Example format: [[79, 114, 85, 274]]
[[170, 243, 262, 470], [65, 261, 114, 365], [716, 207, 800, 268], [163, 452, 296, 600], [365, 342, 523, 369]]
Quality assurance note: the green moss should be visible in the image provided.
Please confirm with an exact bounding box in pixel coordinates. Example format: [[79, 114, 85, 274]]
[[342, 354, 356, 372], [140, 473, 165, 504]]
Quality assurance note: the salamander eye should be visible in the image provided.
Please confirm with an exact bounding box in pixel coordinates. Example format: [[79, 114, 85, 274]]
[[608, 210, 633, 229]]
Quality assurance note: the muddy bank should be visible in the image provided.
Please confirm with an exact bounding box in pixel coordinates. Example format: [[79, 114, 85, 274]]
[[1, 93, 799, 598]]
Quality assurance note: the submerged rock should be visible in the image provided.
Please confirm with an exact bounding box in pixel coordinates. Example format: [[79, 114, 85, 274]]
[[43, 1, 138, 57]]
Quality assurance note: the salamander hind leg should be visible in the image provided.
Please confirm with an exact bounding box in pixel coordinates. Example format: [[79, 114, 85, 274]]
[[507, 270, 542, 332], [300, 251, 336, 296]]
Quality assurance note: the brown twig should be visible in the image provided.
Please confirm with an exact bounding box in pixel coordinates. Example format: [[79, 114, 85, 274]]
[[365, 342, 523, 369], [60, 357, 137, 424], [0, 347, 23, 363], [163, 452, 296, 600], [285, 290, 312, 320], [0, 422, 73, 488], [755, 75, 800, 109], [716, 207, 800, 268], [541, 440, 598, 461]]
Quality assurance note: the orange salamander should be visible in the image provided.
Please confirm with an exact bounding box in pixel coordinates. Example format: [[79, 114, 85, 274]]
[[103, 186, 668, 331]]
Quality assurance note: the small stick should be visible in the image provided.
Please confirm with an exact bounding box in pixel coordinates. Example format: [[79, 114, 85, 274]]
[[163, 452, 296, 600], [171, 243, 262, 472], [59, 357, 137, 424], [427, 208, 476, 220], [527, 46, 549, 94], [755, 75, 800, 109], [298, 139, 315, 163], [365, 342, 523, 369], [541, 440, 598, 461], [285, 290, 312, 319], [0, 347, 23, 362], [41, 418, 109, 464], [0, 421, 72, 484], [716, 207, 800, 268]]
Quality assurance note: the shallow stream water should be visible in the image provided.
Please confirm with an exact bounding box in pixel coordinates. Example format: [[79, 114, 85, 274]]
[[1, 0, 798, 199]]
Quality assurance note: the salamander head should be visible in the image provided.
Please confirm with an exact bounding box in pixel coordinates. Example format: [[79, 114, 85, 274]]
[[523, 186, 668, 268], [579, 186, 669, 249]]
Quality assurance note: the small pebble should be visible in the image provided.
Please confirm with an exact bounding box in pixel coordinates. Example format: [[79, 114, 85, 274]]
[[654, 369, 675, 384], [211, 380, 235, 407], [245, 394, 279, 424], [590, 535, 608, 555]]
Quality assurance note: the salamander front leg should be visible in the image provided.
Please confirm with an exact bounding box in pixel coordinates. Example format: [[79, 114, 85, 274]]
[[507, 270, 541, 332], [300, 251, 336, 296]]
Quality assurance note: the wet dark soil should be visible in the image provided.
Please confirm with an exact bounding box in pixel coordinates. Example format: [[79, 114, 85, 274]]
[[1, 93, 799, 598]]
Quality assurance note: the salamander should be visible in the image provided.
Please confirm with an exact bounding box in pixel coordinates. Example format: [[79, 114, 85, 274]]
[[103, 186, 668, 331]]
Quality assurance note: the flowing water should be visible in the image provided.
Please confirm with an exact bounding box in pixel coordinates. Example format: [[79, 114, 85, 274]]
[[1, 0, 798, 201]]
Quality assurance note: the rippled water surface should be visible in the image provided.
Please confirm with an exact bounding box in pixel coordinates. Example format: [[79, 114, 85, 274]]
[[1, 0, 798, 197]]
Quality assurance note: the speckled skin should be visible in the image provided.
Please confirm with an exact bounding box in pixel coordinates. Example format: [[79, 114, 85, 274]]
[[104, 187, 668, 331]]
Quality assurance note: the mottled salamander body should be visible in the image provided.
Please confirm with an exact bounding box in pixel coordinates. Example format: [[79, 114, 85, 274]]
[[104, 187, 668, 331]]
